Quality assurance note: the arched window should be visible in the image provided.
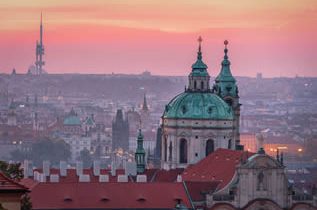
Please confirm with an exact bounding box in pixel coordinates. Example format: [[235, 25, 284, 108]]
[[206, 139, 214, 156], [169, 141, 173, 161], [179, 139, 188, 164], [228, 139, 232, 149], [194, 81, 197, 89], [164, 136, 167, 161], [201, 81, 204, 90]]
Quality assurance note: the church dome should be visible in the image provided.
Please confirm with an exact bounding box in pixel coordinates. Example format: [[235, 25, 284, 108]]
[[163, 92, 233, 120]]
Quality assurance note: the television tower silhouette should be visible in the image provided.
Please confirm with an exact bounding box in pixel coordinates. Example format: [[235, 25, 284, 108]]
[[35, 13, 45, 75]]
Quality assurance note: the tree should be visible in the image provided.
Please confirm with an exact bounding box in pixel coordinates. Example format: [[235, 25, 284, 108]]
[[0, 161, 23, 181], [30, 139, 71, 167], [10, 138, 71, 167], [21, 194, 32, 210], [78, 148, 93, 168]]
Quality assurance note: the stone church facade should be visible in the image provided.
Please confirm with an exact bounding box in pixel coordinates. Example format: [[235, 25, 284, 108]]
[[160, 38, 241, 170]]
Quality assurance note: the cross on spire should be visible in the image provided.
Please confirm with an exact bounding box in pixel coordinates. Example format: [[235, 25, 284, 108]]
[[224, 40, 229, 59], [198, 36, 203, 52]]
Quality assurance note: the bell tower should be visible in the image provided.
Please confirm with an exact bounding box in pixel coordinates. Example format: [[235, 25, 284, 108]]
[[135, 129, 146, 174], [213, 40, 242, 149]]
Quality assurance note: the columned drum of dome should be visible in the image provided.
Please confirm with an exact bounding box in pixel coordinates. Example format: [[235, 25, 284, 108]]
[[160, 38, 239, 170]]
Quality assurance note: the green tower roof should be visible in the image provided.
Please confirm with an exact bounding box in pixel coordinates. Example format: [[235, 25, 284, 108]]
[[215, 40, 236, 83], [63, 108, 81, 126]]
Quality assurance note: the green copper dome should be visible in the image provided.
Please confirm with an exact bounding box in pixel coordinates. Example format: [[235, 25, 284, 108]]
[[163, 92, 233, 120], [63, 116, 81, 126], [63, 108, 81, 126]]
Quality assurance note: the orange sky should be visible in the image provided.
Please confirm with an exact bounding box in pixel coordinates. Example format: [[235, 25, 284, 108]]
[[0, 0, 317, 77]]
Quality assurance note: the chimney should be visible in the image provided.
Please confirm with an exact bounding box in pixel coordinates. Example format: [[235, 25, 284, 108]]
[[33, 171, 40, 181], [177, 174, 182, 182], [50, 174, 60, 183], [99, 175, 109, 182], [39, 173, 46, 182], [93, 160, 100, 176], [76, 161, 83, 176], [79, 174, 90, 182], [111, 162, 116, 176], [136, 174, 147, 182], [256, 133, 264, 151], [60, 161, 67, 177], [43, 160, 50, 176], [117, 175, 128, 182], [23, 160, 29, 178]]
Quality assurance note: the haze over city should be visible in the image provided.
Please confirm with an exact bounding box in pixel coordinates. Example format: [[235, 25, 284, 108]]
[[1, 0, 317, 77]]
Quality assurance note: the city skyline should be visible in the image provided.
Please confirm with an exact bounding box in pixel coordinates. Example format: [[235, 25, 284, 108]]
[[0, 0, 317, 77]]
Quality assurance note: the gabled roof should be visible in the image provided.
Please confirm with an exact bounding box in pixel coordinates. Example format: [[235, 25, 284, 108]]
[[0, 172, 29, 193], [30, 182, 192, 210], [182, 148, 253, 190]]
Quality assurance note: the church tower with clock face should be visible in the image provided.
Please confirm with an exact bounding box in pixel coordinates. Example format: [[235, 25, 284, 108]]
[[160, 38, 240, 170]]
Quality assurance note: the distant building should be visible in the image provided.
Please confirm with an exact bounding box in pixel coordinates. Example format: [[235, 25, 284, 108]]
[[63, 108, 82, 135], [112, 109, 129, 151]]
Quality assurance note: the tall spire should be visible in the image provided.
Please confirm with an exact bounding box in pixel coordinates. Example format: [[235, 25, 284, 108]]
[[35, 12, 45, 75], [135, 129, 146, 174], [142, 93, 149, 111], [197, 36, 202, 60], [215, 40, 235, 83], [40, 12, 43, 46]]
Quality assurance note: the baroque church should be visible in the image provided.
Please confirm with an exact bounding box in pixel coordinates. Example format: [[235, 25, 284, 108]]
[[161, 37, 241, 169]]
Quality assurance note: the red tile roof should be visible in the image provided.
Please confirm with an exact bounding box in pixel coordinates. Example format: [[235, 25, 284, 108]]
[[152, 168, 184, 182], [30, 182, 192, 209], [182, 148, 253, 189], [184, 181, 220, 202], [0, 172, 29, 192]]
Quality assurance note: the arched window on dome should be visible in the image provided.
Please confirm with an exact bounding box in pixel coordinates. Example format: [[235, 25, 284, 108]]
[[180, 139, 188, 164], [201, 81, 204, 90], [194, 81, 197, 90], [206, 139, 214, 156]]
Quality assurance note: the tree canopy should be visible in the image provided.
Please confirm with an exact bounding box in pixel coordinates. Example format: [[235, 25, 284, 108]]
[[10, 138, 71, 167]]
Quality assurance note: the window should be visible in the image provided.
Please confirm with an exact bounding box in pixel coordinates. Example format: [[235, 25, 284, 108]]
[[169, 141, 173, 161], [206, 139, 214, 156], [164, 136, 167, 161], [228, 139, 232, 149], [180, 139, 188, 164]]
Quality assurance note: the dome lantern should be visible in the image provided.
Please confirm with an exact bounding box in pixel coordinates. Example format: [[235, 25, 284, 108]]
[[187, 36, 211, 93]]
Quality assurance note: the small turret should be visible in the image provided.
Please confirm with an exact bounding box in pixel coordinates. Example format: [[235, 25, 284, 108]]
[[214, 40, 238, 100], [142, 93, 149, 112], [135, 129, 146, 174], [187, 36, 210, 92]]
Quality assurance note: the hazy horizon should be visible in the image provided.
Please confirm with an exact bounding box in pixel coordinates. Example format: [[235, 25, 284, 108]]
[[1, 0, 316, 77]]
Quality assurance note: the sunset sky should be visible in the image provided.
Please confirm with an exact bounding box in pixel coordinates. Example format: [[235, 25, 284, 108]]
[[0, 0, 316, 77]]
